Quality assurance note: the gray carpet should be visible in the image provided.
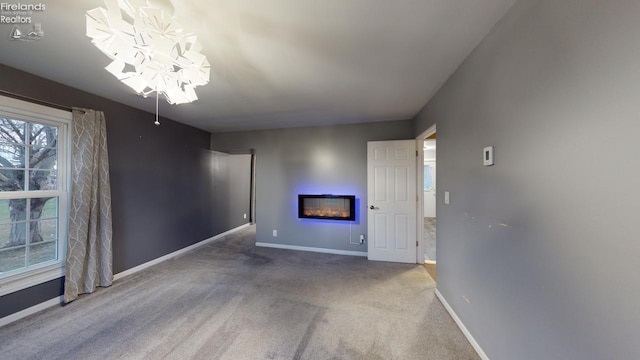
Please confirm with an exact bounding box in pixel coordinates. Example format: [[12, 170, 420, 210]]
[[0, 226, 478, 360]]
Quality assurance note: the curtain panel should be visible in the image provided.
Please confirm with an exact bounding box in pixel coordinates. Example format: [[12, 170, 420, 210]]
[[64, 108, 113, 303]]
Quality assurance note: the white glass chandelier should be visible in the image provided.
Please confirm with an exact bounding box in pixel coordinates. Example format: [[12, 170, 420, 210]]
[[86, 0, 210, 105]]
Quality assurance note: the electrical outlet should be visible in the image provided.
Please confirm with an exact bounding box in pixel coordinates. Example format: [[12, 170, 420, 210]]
[[243, 213, 247, 219], [359, 234, 365, 244], [273, 230, 277, 237]]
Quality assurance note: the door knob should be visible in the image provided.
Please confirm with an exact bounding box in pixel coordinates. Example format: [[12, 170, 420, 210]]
[[369, 205, 377, 210]]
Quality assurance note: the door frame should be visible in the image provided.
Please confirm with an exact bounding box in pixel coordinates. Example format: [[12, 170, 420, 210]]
[[250, 149, 257, 224], [416, 124, 436, 263]]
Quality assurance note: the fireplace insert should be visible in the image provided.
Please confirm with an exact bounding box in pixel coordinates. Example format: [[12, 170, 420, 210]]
[[298, 194, 356, 221]]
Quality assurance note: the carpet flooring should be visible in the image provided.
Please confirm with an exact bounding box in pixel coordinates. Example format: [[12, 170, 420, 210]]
[[0, 226, 478, 360]]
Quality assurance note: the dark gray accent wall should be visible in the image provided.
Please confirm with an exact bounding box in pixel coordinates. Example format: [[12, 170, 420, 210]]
[[0, 278, 64, 319], [414, 0, 640, 359], [0, 64, 245, 319], [211, 120, 414, 252]]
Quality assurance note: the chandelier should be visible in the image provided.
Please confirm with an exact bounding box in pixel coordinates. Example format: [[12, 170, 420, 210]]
[[86, 0, 210, 107]]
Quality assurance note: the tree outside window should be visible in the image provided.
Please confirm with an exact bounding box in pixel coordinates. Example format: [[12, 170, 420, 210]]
[[0, 117, 60, 274]]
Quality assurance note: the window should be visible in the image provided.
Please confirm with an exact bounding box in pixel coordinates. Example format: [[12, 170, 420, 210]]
[[424, 164, 434, 191], [0, 95, 70, 296]]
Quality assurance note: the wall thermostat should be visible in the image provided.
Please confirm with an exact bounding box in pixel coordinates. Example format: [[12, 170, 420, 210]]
[[483, 146, 494, 166]]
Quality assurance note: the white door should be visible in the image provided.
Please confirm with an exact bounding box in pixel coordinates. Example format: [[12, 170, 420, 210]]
[[367, 140, 417, 263]]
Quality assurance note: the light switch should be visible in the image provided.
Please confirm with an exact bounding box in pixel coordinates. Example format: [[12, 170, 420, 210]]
[[483, 146, 494, 166], [444, 191, 450, 204]]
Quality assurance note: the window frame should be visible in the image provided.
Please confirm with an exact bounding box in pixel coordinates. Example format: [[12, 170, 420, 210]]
[[0, 95, 71, 297]]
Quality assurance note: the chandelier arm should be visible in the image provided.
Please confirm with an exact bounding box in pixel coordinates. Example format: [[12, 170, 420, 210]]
[[86, 0, 210, 106]]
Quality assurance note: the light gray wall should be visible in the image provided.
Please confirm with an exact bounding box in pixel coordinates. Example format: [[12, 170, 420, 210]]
[[229, 154, 252, 227], [211, 120, 414, 252], [414, 0, 640, 359], [211, 152, 251, 235]]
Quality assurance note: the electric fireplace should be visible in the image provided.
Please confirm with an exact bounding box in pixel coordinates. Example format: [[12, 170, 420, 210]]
[[298, 194, 356, 221]]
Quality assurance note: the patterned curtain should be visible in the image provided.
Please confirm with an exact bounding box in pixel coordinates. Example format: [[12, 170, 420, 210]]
[[64, 109, 113, 303]]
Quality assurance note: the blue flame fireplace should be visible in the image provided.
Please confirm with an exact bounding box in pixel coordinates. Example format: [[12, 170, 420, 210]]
[[298, 194, 356, 221]]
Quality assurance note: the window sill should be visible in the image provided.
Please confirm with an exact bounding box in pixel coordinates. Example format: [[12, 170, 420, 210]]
[[0, 262, 65, 297]]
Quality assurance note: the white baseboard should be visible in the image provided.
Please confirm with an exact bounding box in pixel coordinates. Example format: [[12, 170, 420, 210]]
[[114, 223, 251, 281], [0, 296, 63, 328], [255, 242, 367, 257], [1, 224, 251, 328], [435, 289, 490, 360]]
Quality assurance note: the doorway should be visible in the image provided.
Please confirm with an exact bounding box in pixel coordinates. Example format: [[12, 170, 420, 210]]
[[423, 136, 436, 263], [417, 125, 436, 280], [250, 150, 256, 224]]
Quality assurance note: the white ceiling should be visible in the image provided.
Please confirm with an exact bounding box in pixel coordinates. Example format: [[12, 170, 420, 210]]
[[0, 0, 515, 133]]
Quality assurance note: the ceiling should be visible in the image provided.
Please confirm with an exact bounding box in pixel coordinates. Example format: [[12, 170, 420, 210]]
[[0, 0, 516, 133]]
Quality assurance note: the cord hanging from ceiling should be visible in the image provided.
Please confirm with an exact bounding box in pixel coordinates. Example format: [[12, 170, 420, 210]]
[[155, 87, 160, 126]]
